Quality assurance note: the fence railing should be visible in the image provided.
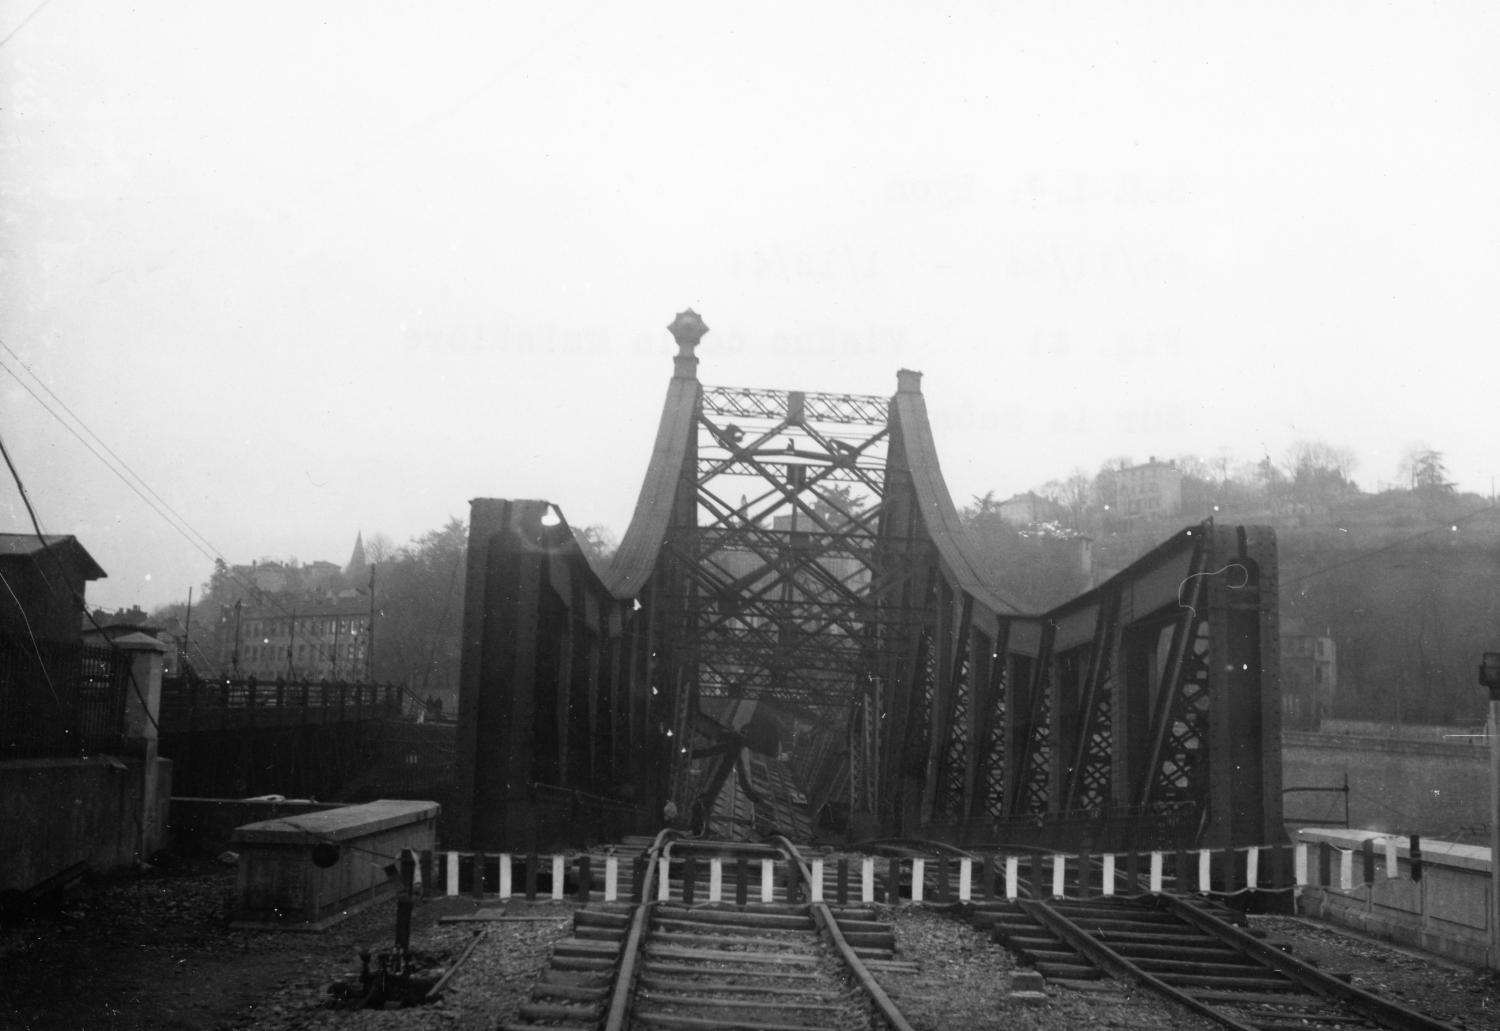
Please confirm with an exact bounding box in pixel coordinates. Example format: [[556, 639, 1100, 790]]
[[0, 632, 130, 758], [159, 675, 404, 734], [410, 835, 1431, 906]]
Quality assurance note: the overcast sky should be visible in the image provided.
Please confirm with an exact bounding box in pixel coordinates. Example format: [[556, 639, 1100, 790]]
[[2, 2, 1497, 614]]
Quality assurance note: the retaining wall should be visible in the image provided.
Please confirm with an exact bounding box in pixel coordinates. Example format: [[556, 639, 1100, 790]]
[[1297, 827, 1492, 968], [0, 755, 172, 894]]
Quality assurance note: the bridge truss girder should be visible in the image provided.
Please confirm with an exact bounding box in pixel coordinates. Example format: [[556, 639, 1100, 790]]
[[452, 312, 1281, 854]]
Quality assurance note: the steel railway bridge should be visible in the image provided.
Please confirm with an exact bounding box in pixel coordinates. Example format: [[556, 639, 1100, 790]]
[[452, 311, 1281, 858]]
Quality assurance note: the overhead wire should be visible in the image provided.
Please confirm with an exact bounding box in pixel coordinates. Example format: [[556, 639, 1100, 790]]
[[0, 425, 159, 733], [0, 343, 383, 672], [1280, 502, 1500, 588], [1, 344, 226, 565], [0, 0, 52, 50]]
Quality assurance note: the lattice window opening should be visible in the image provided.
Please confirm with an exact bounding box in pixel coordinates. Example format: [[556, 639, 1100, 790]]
[[697, 529, 884, 565], [1069, 645, 1118, 813], [1159, 622, 1213, 771], [693, 637, 866, 674], [1018, 663, 1054, 815], [699, 384, 891, 427], [931, 639, 973, 819], [695, 417, 888, 529], [697, 661, 866, 685], [688, 543, 878, 614], [976, 658, 1014, 818], [1074, 701, 1115, 810], [696, 416, 887, 480]]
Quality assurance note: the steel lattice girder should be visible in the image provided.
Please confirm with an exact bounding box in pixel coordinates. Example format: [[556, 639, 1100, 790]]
[[453, 313, 1282, 855]]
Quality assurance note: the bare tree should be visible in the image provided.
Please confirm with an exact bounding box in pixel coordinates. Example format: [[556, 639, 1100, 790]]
[[365, 532, 397, 564], [1283, 440, 1357, 481], [1280, 440, 1359, 508], [1043, 470, 1093, 528], [1174, 453, 1212, 480], [1398, 444, 1453, 495]]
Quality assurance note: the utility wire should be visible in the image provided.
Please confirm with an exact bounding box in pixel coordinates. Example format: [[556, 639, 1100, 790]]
[[0, 425, 159, 733], [1280, 502, 1500, 588], [0, 0, 52, 50], [0, 346, 225, 565], [0, 345, 381, 667]]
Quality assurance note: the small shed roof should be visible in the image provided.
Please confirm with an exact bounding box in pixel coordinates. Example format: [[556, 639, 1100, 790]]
[[0, 533, 107, 580]]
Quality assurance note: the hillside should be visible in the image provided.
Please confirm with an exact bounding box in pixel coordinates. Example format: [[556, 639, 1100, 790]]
[[1087, 491, 1500, 724]]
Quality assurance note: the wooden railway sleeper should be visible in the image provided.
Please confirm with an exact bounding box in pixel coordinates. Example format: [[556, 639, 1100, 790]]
[[602, 834, 899, 1031], [1021, 896, 1461, 1031], [1158, 895, 1460, 1031]]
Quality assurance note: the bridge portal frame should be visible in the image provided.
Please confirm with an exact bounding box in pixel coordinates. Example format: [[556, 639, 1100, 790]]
[[451, 313, 1282, 854]]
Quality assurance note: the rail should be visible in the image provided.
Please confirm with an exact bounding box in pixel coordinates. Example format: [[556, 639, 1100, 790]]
[[1011, 894, 1460, 1031], [1018, 896, 1257, 1030], [601, 827, 676, 1031], [1161, 894, 1459, 1031], [771, 834, 916, 1031]]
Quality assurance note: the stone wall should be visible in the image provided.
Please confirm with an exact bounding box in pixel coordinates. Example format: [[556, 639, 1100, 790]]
[[0, 755, 172, 894], [1297, 827, 1492, 968]]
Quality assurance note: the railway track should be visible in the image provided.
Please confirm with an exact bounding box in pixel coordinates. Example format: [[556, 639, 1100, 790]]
[[971, 892, 1459, 1031], [498, 832, 915, 1031]]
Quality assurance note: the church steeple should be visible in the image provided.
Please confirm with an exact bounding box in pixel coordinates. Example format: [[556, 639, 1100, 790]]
[[345, 532, 367, 577]]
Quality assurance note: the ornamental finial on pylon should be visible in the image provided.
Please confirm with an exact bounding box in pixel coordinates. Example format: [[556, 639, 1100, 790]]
[[668, 309, 708, 379]]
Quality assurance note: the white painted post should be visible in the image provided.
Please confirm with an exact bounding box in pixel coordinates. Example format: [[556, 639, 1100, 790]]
[[761, 859, 774, 903], [1149, 851, 1163, 894], [1339, 849, 1354, 892], [810, 859, 824, 902], [605, 855, 619, 901], [861, 857, 875, 903], [1246, 847, 1260, 891], [958, 858, 973, 902], [1384, 837, 1399, 879], [1005, 856, 1019, 900], [1294, 843, 1308, 886], [709, 858, 723, 902], [498, 853, 511, 898], [1052, 854, 1066, 898], [446, 852, 459, 896], [1198, 849, 1212, 894], [1102, 854, 1116, 896], [911, 859, 926, 903], [657, 859, 672, 901], [552, 855, 565, 900]]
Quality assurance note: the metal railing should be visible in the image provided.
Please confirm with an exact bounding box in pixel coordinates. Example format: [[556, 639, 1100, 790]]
[[0, 633, 130, 758], [158, 673, 404, 733]]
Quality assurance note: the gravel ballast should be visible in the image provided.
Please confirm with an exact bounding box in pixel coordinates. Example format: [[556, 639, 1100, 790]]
[[5, 861, 1497, 1029]]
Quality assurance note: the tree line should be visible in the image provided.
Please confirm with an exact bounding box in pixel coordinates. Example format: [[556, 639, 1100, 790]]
[[958, 439, 1496, 728], [1006, 439, 1457, 537]]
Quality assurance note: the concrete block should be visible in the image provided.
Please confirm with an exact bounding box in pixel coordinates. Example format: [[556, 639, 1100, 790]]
[[231, 798, 438, 929]]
